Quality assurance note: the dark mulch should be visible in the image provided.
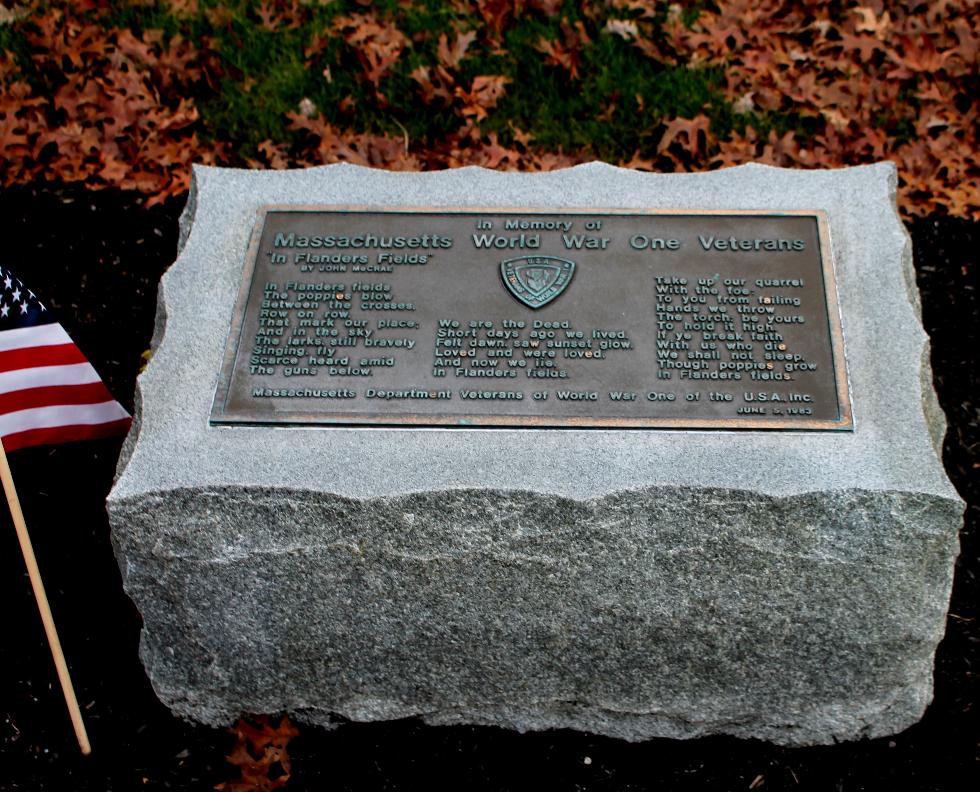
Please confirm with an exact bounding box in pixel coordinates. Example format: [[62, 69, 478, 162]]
[[0, 184, 976, 791]]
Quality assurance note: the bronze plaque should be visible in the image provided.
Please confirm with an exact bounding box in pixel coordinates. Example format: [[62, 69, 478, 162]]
[[210, 208, 851, 430]]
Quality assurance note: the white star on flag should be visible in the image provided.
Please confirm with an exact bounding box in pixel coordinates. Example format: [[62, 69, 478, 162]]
[[0, 265, 131, 452]]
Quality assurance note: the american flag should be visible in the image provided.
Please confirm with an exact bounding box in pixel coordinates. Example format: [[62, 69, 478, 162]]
[[0, 266, 131, 452]]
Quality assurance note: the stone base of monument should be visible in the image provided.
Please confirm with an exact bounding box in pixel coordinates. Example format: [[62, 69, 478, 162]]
[[108, 162, 962, 746]]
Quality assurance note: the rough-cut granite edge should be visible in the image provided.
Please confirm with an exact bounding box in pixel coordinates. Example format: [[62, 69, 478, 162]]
[[116, 171, 193, 481], [108, 482, 963, 747], [108, 483, 963, 564], [157, 677, 932, 747], [879, 164, 947, 460], [176, 172, 198, 258]]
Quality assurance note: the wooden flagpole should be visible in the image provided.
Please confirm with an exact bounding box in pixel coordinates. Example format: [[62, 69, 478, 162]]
[[0, 441, 91, 755]]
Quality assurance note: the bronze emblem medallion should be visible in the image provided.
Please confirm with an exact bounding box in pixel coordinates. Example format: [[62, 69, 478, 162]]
[[500, 255, 576, 309]]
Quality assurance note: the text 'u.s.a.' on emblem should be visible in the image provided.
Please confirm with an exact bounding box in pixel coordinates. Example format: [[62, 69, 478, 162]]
[[500, 255, 576, 309]]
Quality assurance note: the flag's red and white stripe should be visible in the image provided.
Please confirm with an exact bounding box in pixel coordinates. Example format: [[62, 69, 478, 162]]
[[0, 322, 131, 452]]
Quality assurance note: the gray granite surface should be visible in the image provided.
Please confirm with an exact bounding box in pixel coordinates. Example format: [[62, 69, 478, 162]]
[[108, 162, 962, 745]]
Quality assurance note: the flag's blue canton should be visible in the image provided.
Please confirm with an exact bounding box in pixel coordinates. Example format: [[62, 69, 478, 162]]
[[0, 266, 54, 332]]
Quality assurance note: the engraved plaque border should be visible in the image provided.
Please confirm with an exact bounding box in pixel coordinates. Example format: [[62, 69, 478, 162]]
[[210, 206, 852, 431]]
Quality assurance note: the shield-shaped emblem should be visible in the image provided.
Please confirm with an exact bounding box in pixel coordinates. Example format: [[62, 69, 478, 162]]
[[500, 256, 576, 309]]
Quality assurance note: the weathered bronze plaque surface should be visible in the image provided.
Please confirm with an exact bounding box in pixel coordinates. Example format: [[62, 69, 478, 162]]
[[211, 208, 851, 429]]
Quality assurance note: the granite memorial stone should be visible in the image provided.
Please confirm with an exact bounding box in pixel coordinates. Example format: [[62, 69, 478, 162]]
[[108, 162, 963, 746]]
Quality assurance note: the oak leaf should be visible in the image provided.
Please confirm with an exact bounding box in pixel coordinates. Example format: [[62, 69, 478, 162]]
[[603, 19, 639, 41], [853, 7, 892, 39], [437, 30, 477, 69], [455, 75, 511, 121], [216, 715, 300, 792], [657, 115, 712, 158], [411, 65, 455, 105]]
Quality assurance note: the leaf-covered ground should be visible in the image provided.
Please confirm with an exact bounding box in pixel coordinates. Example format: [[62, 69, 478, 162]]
[[2, 2, 978, 789], [1, 0, 977, 218]]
